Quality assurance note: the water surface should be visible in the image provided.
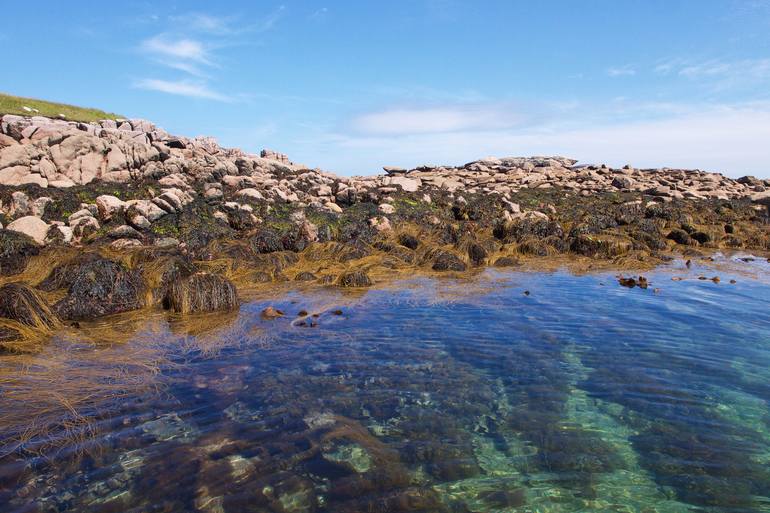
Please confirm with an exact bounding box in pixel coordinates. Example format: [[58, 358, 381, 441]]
[[2, 256, 770, 512]]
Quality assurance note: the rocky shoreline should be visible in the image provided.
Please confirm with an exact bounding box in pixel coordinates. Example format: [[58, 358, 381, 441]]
[[1, 113, 770, 349]]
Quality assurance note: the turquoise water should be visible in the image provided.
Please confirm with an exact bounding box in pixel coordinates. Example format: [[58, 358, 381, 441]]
[[2, 256, 770, 512]]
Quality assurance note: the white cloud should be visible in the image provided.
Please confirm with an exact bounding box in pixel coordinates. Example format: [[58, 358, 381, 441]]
[[134, 79, 231, 101], [607, 65, 636, 77], [351, 105, 523, 135], [304, 103, 770, 177], [140, 35, 211, 64]]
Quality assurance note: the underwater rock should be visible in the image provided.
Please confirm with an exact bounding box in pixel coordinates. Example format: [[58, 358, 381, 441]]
[[336, 269, 373, 287], [41, 255, 146, 320], [618, 275, 648, 289], [0, 229, 39, 276], [322, 441, 373, 473], [261, 306, 284, 319], [478, 488, 527, 509], [166, 272, 238, 314]]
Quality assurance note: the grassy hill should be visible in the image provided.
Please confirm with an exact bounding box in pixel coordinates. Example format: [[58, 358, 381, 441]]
[[0, 93, 122, 123]]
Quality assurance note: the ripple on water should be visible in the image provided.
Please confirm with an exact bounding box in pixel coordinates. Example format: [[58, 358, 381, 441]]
[[1, 261, 770, 512]]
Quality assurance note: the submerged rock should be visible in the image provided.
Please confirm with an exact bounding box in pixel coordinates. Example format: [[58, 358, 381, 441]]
[[261, 306, 284, 319], [0, 229, 39, 276], [40, 255, 146, 320], [165, 272, 238, 314]]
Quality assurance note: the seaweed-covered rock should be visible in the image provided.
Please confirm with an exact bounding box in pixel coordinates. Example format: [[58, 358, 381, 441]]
[[165, 272, 238, 314], [141, 255, 198, 305], [249, 228, 286, 254], [0, 229, 39, 276], [467, 242, 488, 266], [336, 269, 372, 287], [570, 234, 632, 257], [493, 256, 520, 267], [493, 217, 563, 243], [41, 255, 146, 320], [691, 231, 711, 244], [0, 283, 59, 349], [431, 251, 467, 272], [0, 283, 58, 329], [397, 233, 420, 250], [667, 228, 692, 245]]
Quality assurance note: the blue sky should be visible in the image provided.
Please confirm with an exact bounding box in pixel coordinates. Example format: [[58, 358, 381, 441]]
[[3, 1, 770, 176]]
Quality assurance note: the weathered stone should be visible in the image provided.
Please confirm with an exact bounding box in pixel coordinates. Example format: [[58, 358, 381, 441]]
[[96, 195, 127, 221], [6, 216, 49, 245]]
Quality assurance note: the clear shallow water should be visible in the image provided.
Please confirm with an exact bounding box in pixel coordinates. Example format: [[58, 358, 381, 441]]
[[2, 257, 770, 512]]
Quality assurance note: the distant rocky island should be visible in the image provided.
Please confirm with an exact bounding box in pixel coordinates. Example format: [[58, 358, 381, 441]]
[[1, 112, 769, 349]]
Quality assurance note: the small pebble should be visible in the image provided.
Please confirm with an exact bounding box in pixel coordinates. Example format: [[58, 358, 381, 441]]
[[730, 279, 736, 284], [523, 290, 530, 296], [298, 310, 308, 317]]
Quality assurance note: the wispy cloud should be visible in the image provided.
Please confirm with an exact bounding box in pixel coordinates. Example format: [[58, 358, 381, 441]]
[[169, 13, 235, 34], [607, 65, 636, 77], [134, 78, 231, 102], [141, 35, 211, 65], [351, 105, 523, 135]]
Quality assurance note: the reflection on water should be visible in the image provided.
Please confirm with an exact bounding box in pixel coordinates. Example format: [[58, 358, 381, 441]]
[[2, 256, 770, 512]]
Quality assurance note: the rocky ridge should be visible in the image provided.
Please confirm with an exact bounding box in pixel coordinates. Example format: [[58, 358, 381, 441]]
[[1, 114, 768, 247]]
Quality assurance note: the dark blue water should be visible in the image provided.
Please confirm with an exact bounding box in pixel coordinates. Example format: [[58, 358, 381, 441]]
[[2, 256, 770, 512]]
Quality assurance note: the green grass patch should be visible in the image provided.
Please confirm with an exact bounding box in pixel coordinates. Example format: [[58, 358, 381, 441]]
[[0, 93, 122, 122]]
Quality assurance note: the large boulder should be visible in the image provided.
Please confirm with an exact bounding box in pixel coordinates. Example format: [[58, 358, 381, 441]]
[[40, 255, 146, 320], [6, 216, 50, 245]]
